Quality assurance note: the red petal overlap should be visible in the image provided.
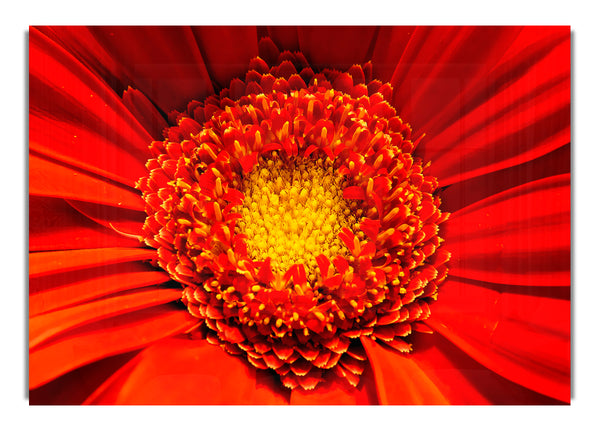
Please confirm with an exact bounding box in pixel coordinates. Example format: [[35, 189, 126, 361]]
[[30, 261, 171, 316], [30, 153, 144, 211], [29, 197, 141, 251], [430, 277, 570, 402], [445, 174, 570, 286], [30, 287, 183, 348], [30, 305, 198, 389], [84, 337, 288, 404], [30, 113, 148, 188], [297, 26, 377, 70], [408, 332, 566, 404], [415, 28, 570, 186], [361, 336, 448, 404], [88, 26, 215, 112], [30, 28, 153, 159], [191, 26, 259, 89], [29, 247, 156, 277]]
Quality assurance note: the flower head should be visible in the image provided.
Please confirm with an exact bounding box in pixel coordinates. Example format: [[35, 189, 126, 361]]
[[137, 57, 449, 389], [29, 26, 570, 405]]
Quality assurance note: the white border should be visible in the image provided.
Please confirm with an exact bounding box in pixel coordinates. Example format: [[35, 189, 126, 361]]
[[5, 1, 598, 430]]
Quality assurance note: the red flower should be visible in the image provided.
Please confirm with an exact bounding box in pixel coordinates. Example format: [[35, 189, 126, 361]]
[[29, 26, 570, 405]]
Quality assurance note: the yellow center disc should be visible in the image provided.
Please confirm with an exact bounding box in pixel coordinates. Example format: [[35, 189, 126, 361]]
[[236, 154, 361, 279]]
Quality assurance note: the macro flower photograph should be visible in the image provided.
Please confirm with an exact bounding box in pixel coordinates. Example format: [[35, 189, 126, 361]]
[[27, 24, 571, 406]]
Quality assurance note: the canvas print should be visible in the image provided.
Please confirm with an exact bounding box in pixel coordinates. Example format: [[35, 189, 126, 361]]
[[28, 26, 571, 404]]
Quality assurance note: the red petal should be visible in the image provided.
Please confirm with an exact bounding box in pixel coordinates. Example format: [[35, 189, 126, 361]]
[[29, 305, 197, 389], [316, 254, 331, 279], [30, 154, 145, 211], [297, 26, 377, 70], [430, 277, 570, 403], [266, 27, 299, 52], [29, 247, 155, 278], [288, 74, 307, 90], [30, 287, 182, 348], [29, 197, 141, 251], [30, 114, 148, 188], [416, 28, 570, 185], [290, 372, 377, 405], [29, 351, 139, 405], [35, 26, 131, 93], [361, 337, 448, 404], [216, 320, 246, 344], [192, 26, 259, 88], [343, 185, 366, 200], [256, 258, 275, 284], [29, 28, 152, 154], [359, 218, 380, 241], [441, 143, 570, 213], [445, 174, 570, 286], [392, 27, 520, 133], [332, 72, 354, 94], [66, 200, 144, 238], [408, 332, 566, 404], [370, 26, 416, 83], [84, 338, 288, 404], [258, 37, 280, 65], [122, 87, 169, 140], [347, 64, 366, 85], [30, 261, 171, 316], [89, 26, 214, 112], [239, 152, 258, 174]]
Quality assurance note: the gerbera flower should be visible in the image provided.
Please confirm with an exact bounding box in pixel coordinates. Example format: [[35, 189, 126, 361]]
[[29, 25, 570, 405]]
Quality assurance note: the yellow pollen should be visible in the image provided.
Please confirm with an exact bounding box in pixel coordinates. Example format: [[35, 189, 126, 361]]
[[236, 155, 359, 278]]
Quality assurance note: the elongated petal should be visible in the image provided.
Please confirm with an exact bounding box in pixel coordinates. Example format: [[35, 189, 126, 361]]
[[445, 174, 570, 286], [370, 26, 416, 83], [415, 28, 570, 185], [30, 247, 155, 277], [29, 28, 152, 157], [29, 351, 139, 405], [89, 26, 214, 112], [29, 154, 144, 211], [29, 305, 197, 389], [408, 333, 565, 404], [361, 337, 448, 404], [29, 197, 141, 251], [191, 26, 259, 89], [419, 27, 567, 140], [84, 337, 288, 404], [297, 26, 377, 70], [30, 287, 182, 348], [30, 262, 171, 316], [122, 87, 169, 140], [441, 143, 570, 213], [430, 277, 570, 402], [33, 27, 169, 141], [66, 200, 145, 238], [30, 113, 147, 187], [391, 27, 520, 130], [35, 26, 131, 94], [266, 26, 299, 52]]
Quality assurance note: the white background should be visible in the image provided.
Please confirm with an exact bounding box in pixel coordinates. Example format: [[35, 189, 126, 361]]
[[3, 1, 597, 430]]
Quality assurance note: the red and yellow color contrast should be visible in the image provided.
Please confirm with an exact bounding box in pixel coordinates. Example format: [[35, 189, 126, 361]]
[[138, 57, 449, 389], [29, 26, 570, 405]]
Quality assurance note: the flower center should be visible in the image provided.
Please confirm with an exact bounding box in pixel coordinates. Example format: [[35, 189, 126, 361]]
[[236, 153, 360, 279], [137, 61, 451, 391]]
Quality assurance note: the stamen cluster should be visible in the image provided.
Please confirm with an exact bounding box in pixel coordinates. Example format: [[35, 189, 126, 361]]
[[137, 47, 450, 390], [238, 154, 358, 279]]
